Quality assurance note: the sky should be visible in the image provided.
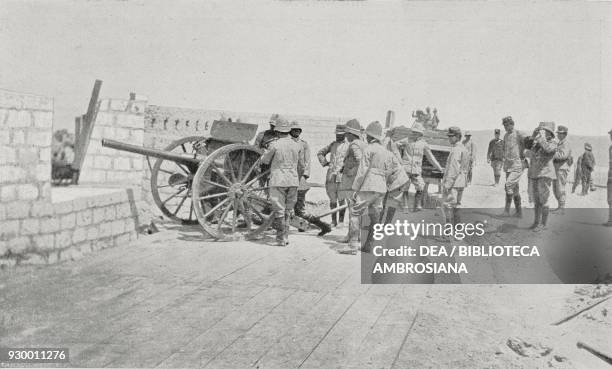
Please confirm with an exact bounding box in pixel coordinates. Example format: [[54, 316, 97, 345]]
[[1, 1, 611, 135]]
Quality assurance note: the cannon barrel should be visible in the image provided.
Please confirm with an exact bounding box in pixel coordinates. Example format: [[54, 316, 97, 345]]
[[101, 139, 202, 166]]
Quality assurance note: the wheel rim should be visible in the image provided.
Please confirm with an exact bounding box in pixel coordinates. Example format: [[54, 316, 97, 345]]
[[150, 136, 206, 224], [192, 144, 272, 240]]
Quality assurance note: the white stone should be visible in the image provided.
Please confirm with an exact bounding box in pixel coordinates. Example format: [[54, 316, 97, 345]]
[[21, 218, 40, 235], [60, 213, 76, 229], [28, 130, 51, 147], [35, 163, 50, 181], [6, 110, 32, 127], [0, 145, 16, 163], [12, 129, 25, 144], [72, 227, 87, 244], [115, 127, 130, 140], [0, 184, 16, 201], [0, 219, 19, 239], [32, 234, 55, 251], [114, 157, 131, 170], [8, 237, 30, 254], [94, 155, 112, 169], [17, 184, 38, 200], [31, 111, 53, 128], [76, 210, 92, 226], [40, 217, 60, 233]]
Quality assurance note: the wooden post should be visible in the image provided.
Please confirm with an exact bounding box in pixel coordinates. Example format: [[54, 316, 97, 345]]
[[385, 110, 395, 129], [71, 79, 103, 184], [74, 116, 81, 143]]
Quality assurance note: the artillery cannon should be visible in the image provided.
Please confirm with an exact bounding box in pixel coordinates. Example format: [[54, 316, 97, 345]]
[[102, 120, 275, 241]]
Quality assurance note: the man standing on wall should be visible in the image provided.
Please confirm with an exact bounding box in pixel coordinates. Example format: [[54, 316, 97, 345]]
[[337, 119, 366, 254], [260, 118, 304, 246], [552, 125, 572, 214], [502, 116, 525, 217], [317, 124, 348, 227], [527, 122, 558, 232], [290, 121, 332, 236], [487, 128, 504, 186]]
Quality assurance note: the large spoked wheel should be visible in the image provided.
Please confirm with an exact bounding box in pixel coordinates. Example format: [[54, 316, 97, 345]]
[[192, 144, 273, 241], [150, 136, 206, 224]]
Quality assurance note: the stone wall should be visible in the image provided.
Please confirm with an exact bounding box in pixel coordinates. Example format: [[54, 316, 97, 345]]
[[79, 97, 147, 186]]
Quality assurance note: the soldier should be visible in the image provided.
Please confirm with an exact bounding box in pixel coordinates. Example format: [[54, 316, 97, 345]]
[[441, 127, 469, 223], [260, 118, 304, 246], [394, 123, 444, 212], [487, 129, 504, 186], [431, 108, 440, 129], [337, 119, 367, 253], [254, 113, 280, 149], [552, 125, 572, 213], [572, 153, 583, 194], [527, 122, 558, 232], [580, 143, 596, 196], [502, 116, 526, 217], [290, 121, 331, 236], [605, 129, 612, 227], [317, 125, 348, 227], [341, 121, 399, 254], [462, 131, 476, 186]]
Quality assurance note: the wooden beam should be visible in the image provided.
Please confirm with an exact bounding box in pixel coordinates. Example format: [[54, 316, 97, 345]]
[[71, 79, 103, 183]]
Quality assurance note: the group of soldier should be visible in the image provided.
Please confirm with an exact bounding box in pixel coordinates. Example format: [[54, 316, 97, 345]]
[[486, 116, 612, 231]]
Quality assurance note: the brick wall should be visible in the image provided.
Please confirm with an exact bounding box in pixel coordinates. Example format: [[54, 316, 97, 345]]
[[80, 97, 147, 186]]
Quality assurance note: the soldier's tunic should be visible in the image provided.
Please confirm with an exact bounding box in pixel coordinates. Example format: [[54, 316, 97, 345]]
[[294, 137, 311, 217], [317, 140, 348, 203], [260, 135, 304, 219], [503, 130, 525, 195], [488, 138, 504, 176], [254, 129, 277, 149], [552, 137, 572, 204], [442, 142, 469, 204], [463, 139, 476, 184], [338, 139, 367, 200], [395, 138, 429, 191], [527, 137, 558, 207]]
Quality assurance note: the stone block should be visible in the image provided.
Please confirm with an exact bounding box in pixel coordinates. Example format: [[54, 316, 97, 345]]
[[123, 217, 136, 232], [0, 166, 26, 183], [115, 202, 132, 218], [72, 197, 88, 212], [21, 218, 40, 235], [0, 145, 17, 163], [0, 258, 17, 268], [99, 222, 112, 238], [105, 206, 116, 221], [0, 240, 7, 256], [115, 127, 130, 140], [21, 253, 47, 265], [95, 112, 115, 126], [55, 230, 72, 249], [114, 157, 131, 170], [90, 125, 104, 139], [53, 201, 73, 215], [0, 219, 19, 239], [86, 225, 99, 241], [11, 129, 25, 144], [0, 130, 9, 145], [132, 157, 144, 170], [94, 155, 112, 169], [30, 201, 54, 217], [39, 147, 51, 162], [60, 213, 76, 230], [93, 208, 106, 224], [128, 100, 146, 114], [31, 111, 53, 128], [113, 232, 131, 247], [76, 209, 93, 226], [109, 219, 125, 235], [0, 204, 5, 221], [32, 234, 55, 251], [72, 227, 87, 244], [35, 163, 51, 181], [39, 182, 51, 200], [96, 237, 113, 250], [80, 169, 106, 183], [18, 146, 38, 164], [8, 236, 30, 254], [0, 185, 16, 201], [28, 130, 51, 147], [6, 201, 31, 219], [130, 129, 144, 143], [109, 99, 129, 111], [47, 251, 59, 264], [116, 114, 143, 128], [17, 184, 39, 200], [40, 217, 60, 233], [6, 110, 32, 127], [61, 246, 83, 261]]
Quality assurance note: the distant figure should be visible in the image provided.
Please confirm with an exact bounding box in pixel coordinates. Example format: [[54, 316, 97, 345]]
[[605, 129, 612, 226], [430, 108, 440, 129], [580, 143, 596, 196], [487, 129, 504, 186], [462, 131, 476, 186]]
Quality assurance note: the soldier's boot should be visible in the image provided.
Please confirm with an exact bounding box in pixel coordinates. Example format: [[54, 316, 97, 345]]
[[330, 201, 338, 227], [452, 207, 461, 226], [283, 212, 291, 245], [494, 175, 500, 186], [338, 213, 361, 254], [338, 200, 346, 224], [502, 194, 512, 216], [384, 207, 396, 224], [530, 205, 541, 230], [604, 207, 612, 227], [304, 215, 332, 236], [536, 206, 550, 232], [413, 191, 423, 212], [362, 210, 381, 253], [273, 217, 286, 246], [513, 195, 522, 218], [551, 201, 565, 214]]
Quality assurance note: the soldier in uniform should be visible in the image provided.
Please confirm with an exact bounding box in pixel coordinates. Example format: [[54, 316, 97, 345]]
[[605, 129, 612, 226], [462, 131, 476, 186], [260, 118, 304, 246], [580, 143, 596, 196], [317, 125, 348, 227], [254, 113, 280, 149], [552, 125, 572, 213], [290, 121, 332, 236], [502, 116, 526, 217], [441, 127, 469, 223], [527, 122, 558, 232], [394, 123, 444, 212], [487, 129, 504, 186], [337, 119, 367, 253]]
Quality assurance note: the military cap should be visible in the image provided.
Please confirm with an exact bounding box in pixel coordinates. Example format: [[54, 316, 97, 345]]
[[269, 113, 280, 126], [335, 124, 345, 134], [556, 125, 568, 134], [274, 117, 291, 133], [537, 122, 555, 135], [502, 116, 514, 125], [465, 131, 472, 136], [344, 119, 362, 136], [447, 126, 462, 137], [365, 121, 383, 141], [584, 142, 592, 151], [494, 128, 501, 134], [411, 122, 425, 134], [289, 121, 302, 131]]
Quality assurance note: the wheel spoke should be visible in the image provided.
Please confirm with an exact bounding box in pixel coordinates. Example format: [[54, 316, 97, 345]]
[[197, 191, 228, 201], [240, 156, 262, 184], [203, 197, 230, 219], [181, 143, 187, 153], [226, 155, 238, 182], [238, 200, 252, 231], [245, 169, 270, 187], [212, 165, 233, 186], [176, 162, 191, 175], [189, 201, 194, 221], [217, 202, 233, 231], [238, 150, 246, 181], [173, 194, 188, 216], [232, 199, 238, 233], [162, 187, 187, 205], [158, 168, 177, 175], [200, 179, 229, 190]]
